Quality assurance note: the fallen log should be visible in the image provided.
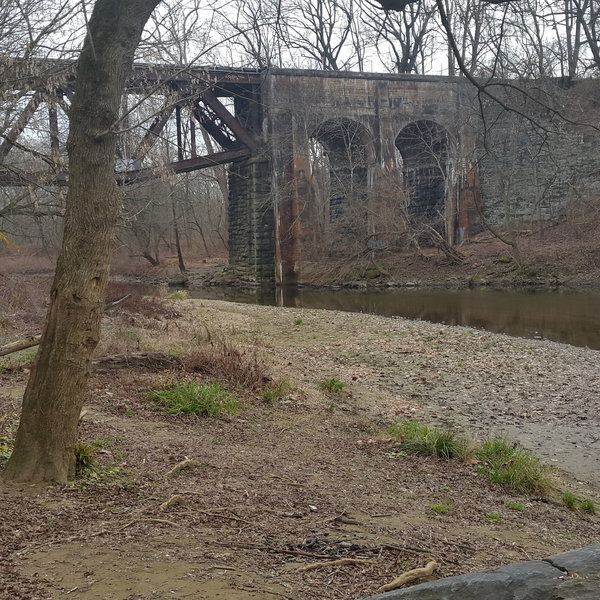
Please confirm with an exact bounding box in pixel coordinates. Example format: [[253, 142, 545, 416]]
[[92, 351, 181, 371], [0, 335, 42, 357], [0, 294, 131, 358]]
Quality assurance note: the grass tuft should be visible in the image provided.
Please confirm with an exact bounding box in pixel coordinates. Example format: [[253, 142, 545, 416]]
[[475, 437, 551, 495], [388, 420, 470, 460], [561, 491, 597, 514], [74, 441, 97, 476], [262, 378, 296, 403], [150, 381, 239, 417], [561, 491, 579, 510], [386, 421, 551, 496], [318, 377, 347, 394]]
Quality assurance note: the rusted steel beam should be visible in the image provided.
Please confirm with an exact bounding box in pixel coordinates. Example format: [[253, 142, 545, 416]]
[[122, 147, 251, 183], [192, 103, 236, 149], [199, 89, 259, 151], [0, 57, 263, 93], [0, 146, 251, 187]]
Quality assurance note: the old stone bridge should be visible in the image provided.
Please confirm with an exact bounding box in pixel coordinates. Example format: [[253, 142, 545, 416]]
[[1, 59, 597, 284]]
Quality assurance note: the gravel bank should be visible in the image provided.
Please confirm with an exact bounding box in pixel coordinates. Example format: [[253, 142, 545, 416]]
[[199, 299, 600, 485]]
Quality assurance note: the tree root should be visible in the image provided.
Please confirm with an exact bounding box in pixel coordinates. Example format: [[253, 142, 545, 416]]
[[159, 494, 187, 510], [377, 559, 438, 592], [166, 457, 201, 476], [299, 557, 374, 572]]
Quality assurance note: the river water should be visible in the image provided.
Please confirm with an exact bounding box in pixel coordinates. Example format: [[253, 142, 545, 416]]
[[185, 286, 600, 351]]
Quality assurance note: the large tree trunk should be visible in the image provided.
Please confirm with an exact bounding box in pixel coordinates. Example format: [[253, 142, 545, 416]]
[[2, 0, 161, 484]]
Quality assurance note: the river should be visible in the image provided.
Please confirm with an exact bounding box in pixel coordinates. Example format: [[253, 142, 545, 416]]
[[184, 286, 600, 350]]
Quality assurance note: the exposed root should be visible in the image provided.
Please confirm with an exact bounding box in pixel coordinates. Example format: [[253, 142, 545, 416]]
[[166, 457, 201, 477], [159, 495, 187, 510], [377, 559, 438, 592]]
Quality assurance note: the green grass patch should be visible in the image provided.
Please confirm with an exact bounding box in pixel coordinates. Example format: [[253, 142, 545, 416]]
[[318, 377, 347, 394], [561, 491, 597, 514], [429, 501, 451, 514], [484, 512, 502, 522], [388, 420, 470, 460], [561, 491, 578, 510], [506, 501, 524, 511], [475, 437, 551, 495], [579, 499, 597, 514], [150, 381, 239, 417], [293, 317, 303, 326], [262, 379, 296, 403], [386, 421, 551, 496]]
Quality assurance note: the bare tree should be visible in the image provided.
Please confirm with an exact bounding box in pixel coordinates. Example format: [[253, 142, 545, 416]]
[[2, 0, 161, 484]]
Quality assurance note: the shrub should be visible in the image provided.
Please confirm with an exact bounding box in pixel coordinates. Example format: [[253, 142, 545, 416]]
[[388, 420, 470, 460], [183, 339, 268, 391], [475, 438, 551, 495], [105, 281, 180, 319], [150, 381, 239, 417]]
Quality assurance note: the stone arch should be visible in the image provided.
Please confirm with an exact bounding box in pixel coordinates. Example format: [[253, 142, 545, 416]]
[[395, 120, 452, 227], [310, 118, 373, 220]]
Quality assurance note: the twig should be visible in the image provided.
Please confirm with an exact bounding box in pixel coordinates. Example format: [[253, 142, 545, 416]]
[[299, 557, 374, 572], [196, 509, 252, 525], [210, 541, 332, 559], [377, 559, 438, 593], [119, 518, 179, 530]]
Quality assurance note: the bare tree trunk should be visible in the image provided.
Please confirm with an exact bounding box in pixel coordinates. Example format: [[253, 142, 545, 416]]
[[171, 188, 186, 274], [2, 0, 161, 484]]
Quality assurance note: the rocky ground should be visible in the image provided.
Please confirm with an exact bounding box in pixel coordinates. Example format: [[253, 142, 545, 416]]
[[1, 296, 599, 600]]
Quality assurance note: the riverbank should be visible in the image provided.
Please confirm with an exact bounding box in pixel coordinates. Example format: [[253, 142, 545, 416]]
[[141, 220, 600, 290], [1, 296, 598, 599]]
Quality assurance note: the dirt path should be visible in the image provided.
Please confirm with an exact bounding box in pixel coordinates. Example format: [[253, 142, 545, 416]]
[[1, 298, 599, 600]]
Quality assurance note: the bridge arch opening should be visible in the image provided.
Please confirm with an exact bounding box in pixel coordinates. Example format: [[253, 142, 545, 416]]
[[310, 118, 372, 220], [395, 120, 451, 233], [302, 118, 372, 257]]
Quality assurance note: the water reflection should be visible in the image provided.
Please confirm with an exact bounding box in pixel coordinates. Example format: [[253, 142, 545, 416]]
[[186, 286, 600, 350]]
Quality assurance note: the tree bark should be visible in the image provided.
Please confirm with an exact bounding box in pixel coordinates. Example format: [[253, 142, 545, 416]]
[[2, 0, 161, 484]]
